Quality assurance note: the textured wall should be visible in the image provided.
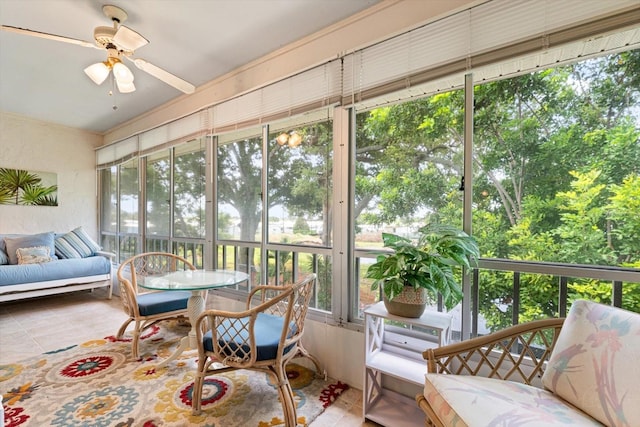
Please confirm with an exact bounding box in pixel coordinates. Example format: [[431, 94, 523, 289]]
[[0, 112, 102, 237]]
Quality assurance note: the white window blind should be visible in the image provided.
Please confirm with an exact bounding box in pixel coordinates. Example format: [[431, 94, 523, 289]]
[[212, 59, 342, 133], [216, 107, 334, 146], [473, 26, 640, 84], [96, 109, 211, 166], [354, 24, 640, 112], [138, 109, 211, 156], [96, 136, 138, 169], [344, 0, 640, 107]]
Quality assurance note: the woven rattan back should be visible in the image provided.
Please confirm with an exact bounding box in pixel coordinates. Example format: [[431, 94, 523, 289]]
[[424, 317, 565, 387], [116, 252, 195, 317], [198, 273, 316, 368]]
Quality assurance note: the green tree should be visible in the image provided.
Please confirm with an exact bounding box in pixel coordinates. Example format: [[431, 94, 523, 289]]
[[608, 174, 640, 267], [354, 51, 640, 329]]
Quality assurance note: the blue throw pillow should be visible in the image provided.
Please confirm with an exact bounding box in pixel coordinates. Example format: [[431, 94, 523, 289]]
[[55, 227, 101, 259], [0, 249, 8, 265], [4, 232, 56, 265]]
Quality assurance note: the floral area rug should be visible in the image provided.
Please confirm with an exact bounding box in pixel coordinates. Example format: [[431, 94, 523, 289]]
[[1, 321, 348, 426]]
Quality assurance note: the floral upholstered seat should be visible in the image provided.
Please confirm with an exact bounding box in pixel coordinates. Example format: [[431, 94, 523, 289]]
[[424, 373, 602, 426]]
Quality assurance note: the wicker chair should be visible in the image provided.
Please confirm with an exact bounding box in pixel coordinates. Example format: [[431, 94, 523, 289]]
[[116, 252, 197, 359], [416, 317, 565, 426], [192, 274, 316, 426], [416, 300, 640, 426]]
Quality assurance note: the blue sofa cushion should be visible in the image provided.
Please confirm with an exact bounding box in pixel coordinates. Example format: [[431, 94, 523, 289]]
[[0, 255, 111, 286], [4, 232, 56, 265], [55, 227, 101, 259], [136, 291, 190, 316], [0, 249, 8, 265], [203, 313, 295, 361]]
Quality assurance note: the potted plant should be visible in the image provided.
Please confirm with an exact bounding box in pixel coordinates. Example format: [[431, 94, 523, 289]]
[[366, 223, 480, 317]]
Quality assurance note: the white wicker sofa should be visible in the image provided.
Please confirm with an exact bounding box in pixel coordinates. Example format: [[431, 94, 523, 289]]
[[417, 299, 640, 427], [0, 229, 113, 302]]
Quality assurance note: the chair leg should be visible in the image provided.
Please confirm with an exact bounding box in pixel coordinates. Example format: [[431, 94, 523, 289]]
[[294, 344, 324, 379], [272, 364, 297, 427], [131, 321, 142, 359], [192, 356, 208, 415], [116, 318, 133, 339]]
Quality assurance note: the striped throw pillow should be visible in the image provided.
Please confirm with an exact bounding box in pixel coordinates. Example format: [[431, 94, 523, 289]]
[[55, 227, 101, 259]]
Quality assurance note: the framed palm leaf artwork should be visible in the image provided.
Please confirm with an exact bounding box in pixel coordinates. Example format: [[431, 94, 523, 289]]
[[0, 168, 58, 206]]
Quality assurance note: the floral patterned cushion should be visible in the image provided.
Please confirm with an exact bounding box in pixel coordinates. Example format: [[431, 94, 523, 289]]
[[541, 299, 640, 427], [424, 374, 602, 426]]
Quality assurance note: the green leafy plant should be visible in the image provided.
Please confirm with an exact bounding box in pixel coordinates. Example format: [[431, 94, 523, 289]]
[[366, 223, 480, 310]]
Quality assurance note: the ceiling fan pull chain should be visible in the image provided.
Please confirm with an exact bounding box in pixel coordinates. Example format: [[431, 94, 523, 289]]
[[110, 74, 118, 111]]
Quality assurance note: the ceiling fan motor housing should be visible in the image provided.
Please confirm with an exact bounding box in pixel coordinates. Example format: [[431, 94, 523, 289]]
[[93, 26, 117, 48]]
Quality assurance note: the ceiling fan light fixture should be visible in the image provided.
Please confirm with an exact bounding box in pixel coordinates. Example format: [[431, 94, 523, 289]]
[[112, 61, 134, 84], [288, 132, 302, 147], [116, 80, 136, 93], [276, 133, 289, 145], [84, 62, 110, 85]]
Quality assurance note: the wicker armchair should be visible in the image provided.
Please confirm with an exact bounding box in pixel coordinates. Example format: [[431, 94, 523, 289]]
[[417, 317, 565, 427], [416, 300, 640, 427], [116, 252, 197, 359], [192, 274, 316, 426]]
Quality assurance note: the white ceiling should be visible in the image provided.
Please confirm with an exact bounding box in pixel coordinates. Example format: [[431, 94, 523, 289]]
[[0, 0, 380, 134]]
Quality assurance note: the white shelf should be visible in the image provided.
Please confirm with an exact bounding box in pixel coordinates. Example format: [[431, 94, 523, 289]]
[[366, 351, 426, 386], [364, 389, 424, 427], [363, 302, 453, 427], [365, 302, 453, 332]]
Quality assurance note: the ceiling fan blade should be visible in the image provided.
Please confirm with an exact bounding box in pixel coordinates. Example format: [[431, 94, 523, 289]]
[[113, 26, 148, 52], [1, 25, 99, 49], [129, 57, 195, 94]]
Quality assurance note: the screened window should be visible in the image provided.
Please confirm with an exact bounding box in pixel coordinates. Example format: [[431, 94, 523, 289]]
[[118, 158, 139, 262], [145, 151, 171, 237], [99, 167, 117, 253], [267, 119, 333, 247], [471, 51, 640, 329], [216, 129, 263, 242], [174, 139, 206, 239], [354, 88, 465, 313], [472, 51, 640, 266]]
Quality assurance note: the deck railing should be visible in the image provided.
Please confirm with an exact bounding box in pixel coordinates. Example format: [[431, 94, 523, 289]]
[[139, 238, 640, 337]]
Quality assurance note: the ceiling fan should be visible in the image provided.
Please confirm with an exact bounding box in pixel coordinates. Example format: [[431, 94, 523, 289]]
[[1, 4, 195, 94]]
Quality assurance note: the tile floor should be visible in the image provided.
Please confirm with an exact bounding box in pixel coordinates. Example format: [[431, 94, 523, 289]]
[[0, 288, 381, 427]]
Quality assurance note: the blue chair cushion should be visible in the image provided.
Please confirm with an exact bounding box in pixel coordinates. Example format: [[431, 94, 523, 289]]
[[137, 291, 190, 316], [203, 312, 295, 361]]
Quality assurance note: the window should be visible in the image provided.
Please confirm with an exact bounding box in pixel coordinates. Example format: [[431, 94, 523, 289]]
[[173, 139, 206, 239], [118, 158, 139, 262], [472, 51, 640, 328], [97, 11, 639, 331], [145, 150, 171, 239], [215, 128, 263, 286], [217, 130, 263, 243], [266, 117, 334, 311], [354, 88, 465, 316], [267, 120, 333, 247], [99, 167, 117, 253]]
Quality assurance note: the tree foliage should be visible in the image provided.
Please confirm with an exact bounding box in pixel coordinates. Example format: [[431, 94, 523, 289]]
[[355, 50, 640, 329]]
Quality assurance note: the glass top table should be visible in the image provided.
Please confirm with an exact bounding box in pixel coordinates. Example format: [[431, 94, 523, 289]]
[[139, 269, 250, 291], [138, 269, 249, 368]]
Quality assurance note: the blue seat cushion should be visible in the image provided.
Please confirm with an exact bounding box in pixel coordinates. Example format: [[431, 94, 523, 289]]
[[0, 256, 111, 286], [137, 291, 190, 316], [203, 312, 295, 361]]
